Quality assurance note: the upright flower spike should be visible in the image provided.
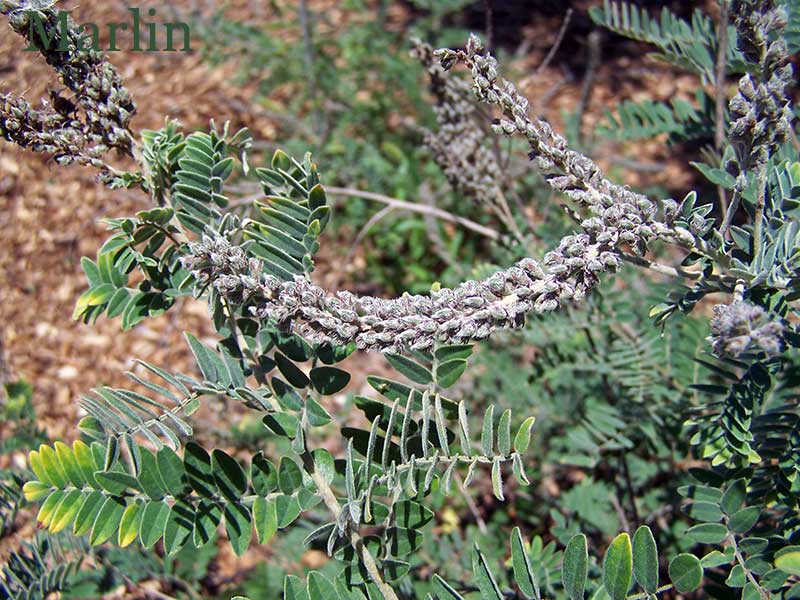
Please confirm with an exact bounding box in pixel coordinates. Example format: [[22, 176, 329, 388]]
[[721, 0, 794, 238], [727, 0, 793, 174]]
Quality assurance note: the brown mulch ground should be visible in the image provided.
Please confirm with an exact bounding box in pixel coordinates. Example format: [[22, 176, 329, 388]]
[[0, 0, 716, 595]]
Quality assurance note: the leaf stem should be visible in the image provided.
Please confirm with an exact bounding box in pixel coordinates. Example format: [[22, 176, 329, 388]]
[[752, 167, 767, 262], [301, 452, 400, 600], [728, 531, 769, 599], [627, 584, 673, 599]]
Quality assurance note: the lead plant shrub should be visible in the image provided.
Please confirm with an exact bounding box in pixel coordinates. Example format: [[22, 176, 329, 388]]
[[2, 0, 800, 598]]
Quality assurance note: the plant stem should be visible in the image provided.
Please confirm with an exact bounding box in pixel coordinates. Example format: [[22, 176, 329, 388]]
[[752, 166, 767, 261], [729, 531, 769, 599], [627, 584, 673, 599], [326, 186, 502, 241], [301, 452, 400, 600], [298, 0, 321, 138], [715, 0, 729, 219]]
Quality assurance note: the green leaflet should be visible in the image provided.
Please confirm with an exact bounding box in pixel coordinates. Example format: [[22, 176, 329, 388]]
[[139, 501, 170, 548], [669, 553, 703, 593], [89, 496, 126, 546], [511, 527, 539, 599], [632, 526, 658, 594], [472, 544, 503, 599], [603, 533, 632, 600], [562, 534, 588, 600], [224, 502, 252, 556], [212, 449, 248, 502], [253, 496, 278, 544], [309, 366, 351, 395]]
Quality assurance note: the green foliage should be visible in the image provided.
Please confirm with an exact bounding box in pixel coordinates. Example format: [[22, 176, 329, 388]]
[[588, 0, 746, 81], [597, 90, 716, 144], [0, 533, 87, 600], [3, 1, 800, 598], [1, 380, 46, 454]]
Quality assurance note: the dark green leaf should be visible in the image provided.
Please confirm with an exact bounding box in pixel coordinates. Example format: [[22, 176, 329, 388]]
[[89, 496, 126, 546], [434, 345, 473, 362], [632, 526, 659, 593], [603, 532, 632, 600], [684, 501, 723, 522], [514, 417, 536, 454], [309, 366, 351, 395], [251, 452, 279, 496], [212, 449, 248, 502], [253, 496, 278, 544], [275, 352, 310, 388], [278, 457, 304, 494], [184, 442, 216, 497], [72, 491, 105, 537], [139, 502, 170, 548], [728, 506, 760, 534], [193, 499, 222, 547], [394, 501, 434, 529], [385, 354, 432, 385], [669, 554, 703, 593], [435, 359, 467, 388], [224, 502, 252, 556], [137, 449, 167, 500], [163, 500, 194, 555], [472, 543, 503, 599], [562, 533, 588, 600], [432, 574, 466, 600], [687, 523, 728, 544], [157, 446, 190, 497], [307, 571, 338, 600], [511, 527, 539, 599], [721, 479, 747, 515]]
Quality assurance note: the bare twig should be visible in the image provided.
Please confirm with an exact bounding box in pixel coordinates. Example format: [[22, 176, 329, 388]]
[[534, 8, 573, 76], [715, 0, 730, 219], [298, 0, 322, 137], [483, 0, 494, 50], [576, 30, 602, 142], [325, 187, 501, 241], [227, 185, 501, 241]]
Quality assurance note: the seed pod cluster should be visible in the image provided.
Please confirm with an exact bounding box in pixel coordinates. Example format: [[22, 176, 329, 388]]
[[0, 1, 135, 180], [410, 41, 508, 223], [709, 301, 785, 357], [725, 0, 793, 185]]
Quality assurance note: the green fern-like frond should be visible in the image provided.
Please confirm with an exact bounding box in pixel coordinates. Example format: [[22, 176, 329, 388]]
[[76, 359, 202, 450], [689, 358, 780, 467], [589, 0, 746, 81], [170, 130, 234, 233], [23, 440, 314, 557], [598, 90, 716, 143], [245, 150, 330, 279], [429, 526, 706, 600], [76, 340, 274, 453], [0, 533, 88, 600]]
